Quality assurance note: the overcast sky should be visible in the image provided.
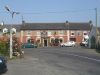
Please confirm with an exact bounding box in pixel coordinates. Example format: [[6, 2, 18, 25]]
[[0, 0, 100, 26]]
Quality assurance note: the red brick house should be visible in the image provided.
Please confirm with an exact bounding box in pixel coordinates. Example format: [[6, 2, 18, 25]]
[[20, 21, 91, 47]]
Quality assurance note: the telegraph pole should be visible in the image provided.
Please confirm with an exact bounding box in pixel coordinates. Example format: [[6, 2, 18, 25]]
[[95, 8, 98, 48]]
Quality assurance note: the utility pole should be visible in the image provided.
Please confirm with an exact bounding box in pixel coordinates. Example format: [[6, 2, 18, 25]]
[[95, 8, 98, 48], [66, 21, 70, 41]]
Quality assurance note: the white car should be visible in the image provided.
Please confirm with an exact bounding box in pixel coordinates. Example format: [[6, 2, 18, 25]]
[[60, 41, 76, 47], [60, 43, 65, 47], [69, 41, 76, 46], [80, 41, 88, 47]]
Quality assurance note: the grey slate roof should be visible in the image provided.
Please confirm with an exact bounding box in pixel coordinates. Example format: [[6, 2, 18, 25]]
[[21, 23, 66, 30], [1, 24, 21, 32], [0, 22, 91, 31], [21, 22, 91, 30], [68, 23, 91, 30]]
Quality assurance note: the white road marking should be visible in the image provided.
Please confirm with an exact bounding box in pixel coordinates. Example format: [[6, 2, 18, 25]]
[[66, 53, 100, 62]]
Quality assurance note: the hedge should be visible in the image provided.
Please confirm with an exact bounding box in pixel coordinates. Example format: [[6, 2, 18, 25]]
[[0, 41, 9, 56]]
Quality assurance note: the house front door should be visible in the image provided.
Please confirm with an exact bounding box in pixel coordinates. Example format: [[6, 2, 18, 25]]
[[44, 39, 47, 46]]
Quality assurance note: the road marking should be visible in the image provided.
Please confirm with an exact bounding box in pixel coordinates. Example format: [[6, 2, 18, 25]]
[[66, 53, 100, 62]]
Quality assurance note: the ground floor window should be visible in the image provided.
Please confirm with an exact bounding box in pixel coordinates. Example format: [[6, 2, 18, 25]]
[[70, 38, 76, 42], [27, 39, 34, 43], [50, 38, 62, 46]]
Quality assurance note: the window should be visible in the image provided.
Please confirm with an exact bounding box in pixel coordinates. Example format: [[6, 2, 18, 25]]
[[84, 33, 87, 35], [71, 32, 75, 36], [58, 30, 64, 35], [83, 31, 87, 35], [51, 31, 57, 35], [37, 32, 41, 35], [71, 33, 74, 35], [27, 31, 31, 35], [48, 31, 51, 36]]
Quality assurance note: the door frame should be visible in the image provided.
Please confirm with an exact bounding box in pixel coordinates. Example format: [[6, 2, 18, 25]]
[[43, 39, 48, 47]]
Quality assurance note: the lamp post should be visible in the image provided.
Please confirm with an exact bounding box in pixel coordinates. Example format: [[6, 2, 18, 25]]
[[5, 6, 20, 58]]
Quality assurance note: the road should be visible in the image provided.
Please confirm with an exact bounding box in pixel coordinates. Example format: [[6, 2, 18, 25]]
[[3, 47, 100, 75]]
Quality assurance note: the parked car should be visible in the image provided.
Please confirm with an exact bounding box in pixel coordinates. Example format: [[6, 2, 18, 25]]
[[80, 41, 88, 47], [21, 43, 37, 48], [60, 41, 76, 47], [60, 42, 65, 47], [64, 41, 76, 47], [0, 56, 7, 74]]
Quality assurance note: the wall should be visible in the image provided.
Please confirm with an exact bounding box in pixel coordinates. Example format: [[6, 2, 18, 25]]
[[20, 30, 90, 46]]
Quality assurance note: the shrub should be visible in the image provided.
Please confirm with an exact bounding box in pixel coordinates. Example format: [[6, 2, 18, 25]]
[[0, 41, 9, 56]]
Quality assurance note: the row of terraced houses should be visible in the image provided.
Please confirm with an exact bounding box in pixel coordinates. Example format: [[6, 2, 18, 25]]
[[0, 21, 92, 47]]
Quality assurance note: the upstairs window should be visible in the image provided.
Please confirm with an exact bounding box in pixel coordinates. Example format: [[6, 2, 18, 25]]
[[84, 33, 87, 35], [27, 31, 31, 35], [59, 30, 64, 35], [71, 31, 75, 36], [48, 31, 51, 36], [83, 31, 88, 36], [37, 32, 41, 35], [71, 33, 75, 36]]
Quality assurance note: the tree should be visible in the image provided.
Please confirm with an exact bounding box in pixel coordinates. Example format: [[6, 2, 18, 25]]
[[0, 36, 9, 56], [90, 36, 96, 49]]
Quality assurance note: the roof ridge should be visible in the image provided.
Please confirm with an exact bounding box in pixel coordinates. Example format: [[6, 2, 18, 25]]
[[69, 22, 89, 24], [25, 22, 64, 24]]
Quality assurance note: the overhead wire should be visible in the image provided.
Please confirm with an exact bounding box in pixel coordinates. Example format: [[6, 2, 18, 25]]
[[21, 9, 95, 15], [0, 8, 96, 15]]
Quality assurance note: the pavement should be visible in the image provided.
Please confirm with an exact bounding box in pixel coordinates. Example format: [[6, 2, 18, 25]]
[[3, 47, 100, 75]]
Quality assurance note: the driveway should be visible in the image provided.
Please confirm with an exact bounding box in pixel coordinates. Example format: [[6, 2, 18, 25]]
[[3, 47, 100, 75]]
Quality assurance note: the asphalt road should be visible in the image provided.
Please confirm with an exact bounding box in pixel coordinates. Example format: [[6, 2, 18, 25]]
[[3, 47, 100, 75]]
